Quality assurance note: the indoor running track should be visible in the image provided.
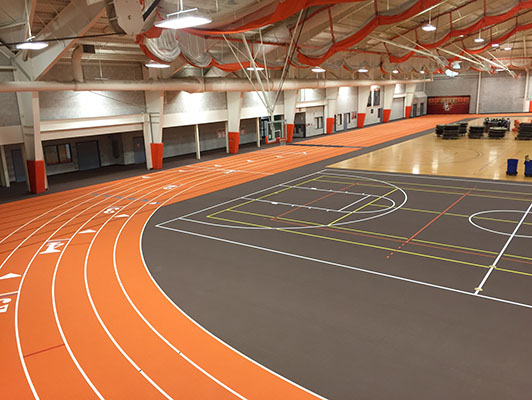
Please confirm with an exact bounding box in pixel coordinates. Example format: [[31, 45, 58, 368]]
[[0, 114, 472, 399]]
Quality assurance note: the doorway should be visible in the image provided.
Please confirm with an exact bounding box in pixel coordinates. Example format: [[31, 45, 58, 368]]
[[133, 137, 146, 164], [76, 141, 101, 171], [11, 148, 26, 183]]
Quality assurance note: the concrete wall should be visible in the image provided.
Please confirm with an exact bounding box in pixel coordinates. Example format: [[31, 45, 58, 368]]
[[425, 73, 479, 113], [336, 86, 357, 131], [0, 55, 20, 126], [40, 64, 146, 120]]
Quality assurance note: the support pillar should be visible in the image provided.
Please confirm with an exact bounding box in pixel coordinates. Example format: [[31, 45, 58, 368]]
[[0, 145, 10, 188], [145, 91, 164, 169], [19, 92, 46, 194], [476, 71, 482, 114], [404, 83, 416, 119], [357, 86, 370, 128], [227, 92, 243, 154], [325, 87, 338, 134], [283, 90, 298, 143], [194, 124, 201, 159], [381, 84, 396, 123], [256, 117, 261, 147]]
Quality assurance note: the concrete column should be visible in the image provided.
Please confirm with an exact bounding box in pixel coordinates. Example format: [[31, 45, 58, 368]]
[[194, 124, 201, 160], [404, 83, 416, 118], [325, 87, 338, 134], [256, 117, 261, 147], [145, 91, 164, 169], [357, 86, 371, 128], [381, 84, 396, 123], [0, 145, 9, 188], [227, 92, 243, 154], [283, 90, 298, 143], [19, 92, 46, 194], [142, 113, 153, 170]]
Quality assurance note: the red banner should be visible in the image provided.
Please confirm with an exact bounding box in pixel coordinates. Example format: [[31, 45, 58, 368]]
[[427, 96, 470, 114]]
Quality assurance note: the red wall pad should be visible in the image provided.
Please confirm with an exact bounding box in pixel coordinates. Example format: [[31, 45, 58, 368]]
[[26, 160, 46, 194], [405, 105, 412, 119], [150, 143, 164, 170], [326, 118, 334, 134], [357, 113, 366, 128], [382, 109, 391, 123], [228, 131, 240, 154], [285, 124, 295, 143]]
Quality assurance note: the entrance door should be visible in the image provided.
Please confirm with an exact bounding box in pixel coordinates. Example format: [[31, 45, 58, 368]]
[[344, 113, 350, 131], [76, 141, 100, 171], [412, 103, 418, 117], [11, 148, 26, 183], [133, 137, 146, 164]]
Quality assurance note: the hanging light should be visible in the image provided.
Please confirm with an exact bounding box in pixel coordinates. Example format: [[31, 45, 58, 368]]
[[474, 31, 484, 43], [155, 2, 212, 30], [311, 67, 326, 73], [392, 69, 399, 74], [422, 10, 436, 32], [16, 36, 48, 50], [145, 62, 170, 69], [492, 43, 499, 47], [420, 70, 425, 74], [504, 45, 512, 51], [358, 67, 368, 73], [246, 66, 264, 71]]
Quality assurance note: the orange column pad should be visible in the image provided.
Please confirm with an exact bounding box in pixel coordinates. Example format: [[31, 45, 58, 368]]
[[326, 118, 334, 134], [405, 106, 412, 119], [151, 143, 164, 170], [228, 131, 240, 154], [357, 113, 366, 128], [382, 109, 391, 123], [286, 124, 295, 143], [26, 160, 46, 194], [528, 101, 532, 112]]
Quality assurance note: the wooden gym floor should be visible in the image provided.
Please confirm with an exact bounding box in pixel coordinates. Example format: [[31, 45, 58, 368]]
[[1, 114, 532, 399]]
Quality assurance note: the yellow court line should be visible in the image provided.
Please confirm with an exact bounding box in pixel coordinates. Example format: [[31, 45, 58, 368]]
[[327, 188, 399, 226], [319, 174, 532, 196], [207, 214, 495, 272], [222, 206, 532, 263], [207, 177, 321, 218], [316, 178, 532, 202]]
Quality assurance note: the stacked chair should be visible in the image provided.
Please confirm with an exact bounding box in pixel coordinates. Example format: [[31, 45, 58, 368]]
[[516, 123, 532, 140], [458, 122, 468, 136], [488, 127, 507, 139], [441, 124, 461, 139], [435, 125, 445, 137], [468, 126, 484, 139]]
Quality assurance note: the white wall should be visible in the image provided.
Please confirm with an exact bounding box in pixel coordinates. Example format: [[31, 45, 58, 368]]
[[336, 86, 357, 131]]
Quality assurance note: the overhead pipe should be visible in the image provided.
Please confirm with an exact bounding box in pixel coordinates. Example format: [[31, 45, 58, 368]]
[[0, 78, 431, 93], [71, 45, 84, 83]]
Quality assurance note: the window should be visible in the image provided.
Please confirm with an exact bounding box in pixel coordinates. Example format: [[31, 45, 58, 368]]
[[44, 144, 72, 165], [315, 116, 323, 129], [337, 114, 342, 125], [373, 89, 381, 106], [346, 113, 351, 124]]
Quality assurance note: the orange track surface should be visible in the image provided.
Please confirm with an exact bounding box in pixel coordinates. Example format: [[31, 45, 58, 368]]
[[0, 114, 520, 399]]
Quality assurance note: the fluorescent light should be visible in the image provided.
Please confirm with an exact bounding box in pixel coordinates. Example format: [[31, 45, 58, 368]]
[[145, 62, 170, 69], [16, 40, 48, 50], [246, 66, 264, 71], [474, 37, 484, 43], [358, 68, 368, 73], [459, 34, 464, 38], [420, 70, 425, 74], [392, 69, 399, 74], [155, 8, 212, 29], [311, 67, 326, 73], [492, 43, 499, 47], [495, 68, 505, 72], [422, 23, 436, 32], [504, 46, 512, 51]]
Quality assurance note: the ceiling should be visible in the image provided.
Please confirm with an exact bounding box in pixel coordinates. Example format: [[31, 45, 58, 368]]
[[1, 0, 532, 81]]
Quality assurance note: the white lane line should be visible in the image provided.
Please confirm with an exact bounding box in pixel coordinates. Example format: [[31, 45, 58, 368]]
[[338, 195, 371, 211], [157, 225, 532, 311], [0, 290, 18, 298], [186, 165, 271, 175], [112, 174, 249, 399], [240, 197, 343, 213], [474, 202, 532, 295], [15, 171, 180, 400]]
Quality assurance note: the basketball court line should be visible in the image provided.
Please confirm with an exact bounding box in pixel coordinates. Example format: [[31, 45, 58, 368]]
[[155, 224, 532, 311], [474, 202, 532, 295]]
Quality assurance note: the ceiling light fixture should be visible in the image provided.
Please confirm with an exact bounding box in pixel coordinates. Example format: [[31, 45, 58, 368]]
[[392, 69, 399, 73], [358, 67, 368, 73], [145, 62, 170, 69], [246, 66, 264, 71], [155, 2, 212, 30], [504, 46, 512, 51], [420, 70, 425, 74], [311, 67, 326, 73], [16, 36, 48, 50], [422, 10, 436, 32], [474, 31, 484, 43], [492, 43, 499, 47]]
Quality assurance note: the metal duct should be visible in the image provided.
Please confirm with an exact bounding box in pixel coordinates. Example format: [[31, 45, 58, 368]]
[[0, 78, 431, 93], [71, 46, 84, 83]]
